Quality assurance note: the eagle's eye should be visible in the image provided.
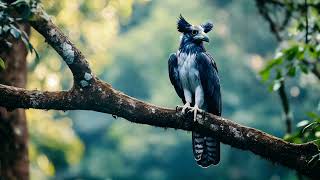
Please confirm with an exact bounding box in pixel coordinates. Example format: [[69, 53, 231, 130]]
[[191, 30, 198, 35]]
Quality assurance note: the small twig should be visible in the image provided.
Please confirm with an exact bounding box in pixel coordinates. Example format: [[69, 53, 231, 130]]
[[278, 80, 292, 134], [305, 0, 309, 44]]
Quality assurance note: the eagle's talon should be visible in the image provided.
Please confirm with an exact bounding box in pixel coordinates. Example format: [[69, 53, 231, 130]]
[[189, 105, 203, 122], [177, 102, 191, 114]]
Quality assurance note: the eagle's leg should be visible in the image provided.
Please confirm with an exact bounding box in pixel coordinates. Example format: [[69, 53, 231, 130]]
[[176, 88, 193, 114], [190, 86, 204, 122], [189, 105, 203, 122]]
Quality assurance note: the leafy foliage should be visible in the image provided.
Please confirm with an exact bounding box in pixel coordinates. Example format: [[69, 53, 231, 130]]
[[257, 0, 320, 147], [0, 0, 39, 62], [284, 112, 320, 145], [260, 42, 320, 90]]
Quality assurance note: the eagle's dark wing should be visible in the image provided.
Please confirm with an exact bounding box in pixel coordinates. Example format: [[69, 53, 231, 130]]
[[168, 53, 185, 103], [195, 52, 221, 116]]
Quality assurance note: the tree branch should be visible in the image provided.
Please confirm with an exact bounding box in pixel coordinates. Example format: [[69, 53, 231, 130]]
[[278, 80, 292, 134], [29, 7, 94, 88], [0, 7, 319, 179], [302, 59, 320, 81], [1, 81, 320, 178]]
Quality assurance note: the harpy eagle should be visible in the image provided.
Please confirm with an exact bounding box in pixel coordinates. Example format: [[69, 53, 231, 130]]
[[168, 15, 221, 167]]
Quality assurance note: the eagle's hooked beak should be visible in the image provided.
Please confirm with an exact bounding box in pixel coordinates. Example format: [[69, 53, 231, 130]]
[[194, 32, 209, 42]]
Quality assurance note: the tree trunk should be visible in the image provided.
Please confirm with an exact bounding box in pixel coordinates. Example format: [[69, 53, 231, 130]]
[[0, 24, 29, 180]]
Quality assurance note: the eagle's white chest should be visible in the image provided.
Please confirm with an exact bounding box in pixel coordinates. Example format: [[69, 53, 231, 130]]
[[177, 52, 201, 94]]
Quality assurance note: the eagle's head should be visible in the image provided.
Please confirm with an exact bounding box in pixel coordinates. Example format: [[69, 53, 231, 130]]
[[177, 15, 213, 46]]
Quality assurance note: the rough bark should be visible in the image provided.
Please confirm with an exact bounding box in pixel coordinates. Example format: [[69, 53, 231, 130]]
[[0, 24, 29, 180], [1, 79, 320, 178], [0, 7, 319, 179]]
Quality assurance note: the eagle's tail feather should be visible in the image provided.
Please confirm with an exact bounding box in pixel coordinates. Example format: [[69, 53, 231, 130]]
[[192, 132, 220, 167]]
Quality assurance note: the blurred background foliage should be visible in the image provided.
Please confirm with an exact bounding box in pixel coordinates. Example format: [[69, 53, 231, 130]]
[[255, 0, 320, 149], [2, 0, 319, 179]]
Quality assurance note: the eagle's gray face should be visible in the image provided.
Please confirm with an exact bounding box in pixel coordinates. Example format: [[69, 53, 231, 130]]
[[191, 25, 209, 43], [177, 15, 213, 45]]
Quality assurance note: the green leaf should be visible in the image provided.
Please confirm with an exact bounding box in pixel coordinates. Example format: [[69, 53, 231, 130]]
[[297, 120, 309, 128], [316, 44, 320, 52], [21, 34, 40, 60], [287, 66, 296, 77], [0, 11, 3, 19], [11, 0, 28, 6], [10, 28, 21, 39], [275, 69, 283, 80], [307, 112, 319, 119], [3, 25, 10, 32], [0, 2, 7, 8], [297, 22, 304, 31], [283, 132, 302, 143], [308, 46, 318, 60], [259, 58, 283, 81], [284, 45, 299, 61], [302, 122, 320, 134], [13, 1, 31, 19], [263, 58, 284, 72], [299, 63, 309, 74], [260, 68, 270, 82], [0, 57, 5, 70], [272, 80, 281, 91]]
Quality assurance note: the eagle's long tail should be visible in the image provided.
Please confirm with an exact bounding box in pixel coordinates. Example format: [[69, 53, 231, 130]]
[[192, 132, 220, 167]]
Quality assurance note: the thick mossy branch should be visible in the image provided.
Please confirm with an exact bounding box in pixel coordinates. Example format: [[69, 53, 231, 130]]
[[1, 81, 320, 178], [0, 7, 319, 179]]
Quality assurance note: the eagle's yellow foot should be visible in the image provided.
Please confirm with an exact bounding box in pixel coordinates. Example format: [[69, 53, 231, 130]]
[[189, 105, 203, 122], [177, 102, 191, 114]]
